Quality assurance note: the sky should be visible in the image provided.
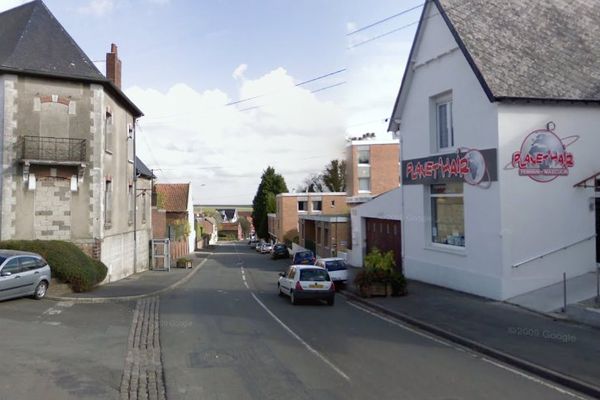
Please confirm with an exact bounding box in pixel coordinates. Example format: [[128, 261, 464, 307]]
[[0, 0, 421, 204]]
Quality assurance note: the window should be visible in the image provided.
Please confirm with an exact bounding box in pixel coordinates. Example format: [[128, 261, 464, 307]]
[[430, 182, 464, 247], [142, 193, 147, 224], [298, 201, 307, 212], [358, 148, 370, 164], [127, 123, 134, 163], [436, 98, 454, 149], [128, 184, 134, 225], [312, 201, 322, 212], [104, 109, 113, 153], [359, 177, 370, 192], [331, 200, 335, 207], [19, 257, 40, 271], [300, 269, 330, 282], [2, 258, 21, 274], [105, 180, 112, 227]]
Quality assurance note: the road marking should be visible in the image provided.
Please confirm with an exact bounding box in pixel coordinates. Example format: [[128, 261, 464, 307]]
[[232, 242, 350, 381], [480, 358, 588, 400], [251, 292, 351, 382], [348, 301, 589, 399], [347, 302, 452, 347]]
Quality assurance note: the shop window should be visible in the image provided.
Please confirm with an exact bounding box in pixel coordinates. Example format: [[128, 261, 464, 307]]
[[430, 182, 464, 247], [298, 201, 307, 212]]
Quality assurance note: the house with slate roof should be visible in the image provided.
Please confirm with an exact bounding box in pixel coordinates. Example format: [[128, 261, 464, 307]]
[[0, 0, 152, 282], [389, 0, 600, 300]]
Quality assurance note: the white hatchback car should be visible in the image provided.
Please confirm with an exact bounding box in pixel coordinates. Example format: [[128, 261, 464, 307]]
[[278, 265, 335, 305], [315, 258, 348, 286]]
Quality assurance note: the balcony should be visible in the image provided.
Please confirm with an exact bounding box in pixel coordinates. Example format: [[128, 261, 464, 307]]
[[19, 136, 87, 163], [19, 136, 87, 183]]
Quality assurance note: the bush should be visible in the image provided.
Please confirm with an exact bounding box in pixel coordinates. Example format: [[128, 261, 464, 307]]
[[354, 248, 407, 296], [0, 240, 108, 292]]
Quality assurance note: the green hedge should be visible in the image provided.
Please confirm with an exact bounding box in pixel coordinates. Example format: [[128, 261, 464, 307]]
[[0, 240, 108, 292]]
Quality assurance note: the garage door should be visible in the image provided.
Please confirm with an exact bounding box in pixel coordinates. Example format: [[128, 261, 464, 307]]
[[365, 218, 402, 271]]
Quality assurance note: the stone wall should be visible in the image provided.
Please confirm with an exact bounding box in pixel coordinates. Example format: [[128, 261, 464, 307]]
[[34, 177, 71, 240]]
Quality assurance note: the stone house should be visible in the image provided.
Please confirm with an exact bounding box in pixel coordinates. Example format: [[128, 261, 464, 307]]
[[0, 0, 152, 282]]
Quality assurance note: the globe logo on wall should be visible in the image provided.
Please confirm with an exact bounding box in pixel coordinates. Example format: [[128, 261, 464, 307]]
[[463, 149, 486, 185], [509, 123, 578, 182]]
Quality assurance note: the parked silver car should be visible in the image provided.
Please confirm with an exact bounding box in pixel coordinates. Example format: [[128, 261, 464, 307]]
[[0, 250, 51, 301]]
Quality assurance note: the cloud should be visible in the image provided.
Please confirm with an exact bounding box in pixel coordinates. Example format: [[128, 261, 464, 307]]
[[127, 68, 346, 204], [232, 64, 247, 81], [78, 0, 114, 16], [0, 0, 29, 12]]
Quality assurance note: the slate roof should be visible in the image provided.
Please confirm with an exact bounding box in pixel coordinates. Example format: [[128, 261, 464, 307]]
[[436, 0, 600, 101], [154, 183, 190, 213], [0, 0, 142, 116], [135, 157, 155, 179]]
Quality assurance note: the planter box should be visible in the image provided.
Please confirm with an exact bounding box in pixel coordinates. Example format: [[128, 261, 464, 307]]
[[358, 282, 392, 298]]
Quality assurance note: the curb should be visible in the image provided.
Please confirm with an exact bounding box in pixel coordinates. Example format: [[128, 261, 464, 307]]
[[340, 290, 600, 399], [46, 258, 209, 304]]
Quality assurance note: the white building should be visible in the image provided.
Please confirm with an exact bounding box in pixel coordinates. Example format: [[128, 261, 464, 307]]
[[388, 0, 600, 300]]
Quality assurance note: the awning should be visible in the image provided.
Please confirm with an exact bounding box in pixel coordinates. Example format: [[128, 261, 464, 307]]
[[573, 171, 600, 189]]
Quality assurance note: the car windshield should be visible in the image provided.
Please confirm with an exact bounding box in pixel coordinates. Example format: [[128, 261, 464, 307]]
[[325, 260, 347, 271], [299, 269, 330, 282]]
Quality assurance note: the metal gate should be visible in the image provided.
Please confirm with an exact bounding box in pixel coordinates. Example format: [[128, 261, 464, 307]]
[[151, 239, 171, 271]]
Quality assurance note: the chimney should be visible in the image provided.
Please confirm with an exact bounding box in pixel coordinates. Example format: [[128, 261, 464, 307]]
[[106, 43, 122, 89]]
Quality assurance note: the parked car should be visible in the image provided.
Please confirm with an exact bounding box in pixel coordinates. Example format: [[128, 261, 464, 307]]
[[315, 257, 348, 286], [292, 250, 315, 265], [271, 243, 289, 259], [260, 242, 273, 254], [278, 265, 335, 305], [255, 240, 264, 252], [0, 250, 51, 301]]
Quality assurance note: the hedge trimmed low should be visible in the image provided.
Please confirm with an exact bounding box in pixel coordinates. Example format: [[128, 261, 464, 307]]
[[0, 240, 108, 292]]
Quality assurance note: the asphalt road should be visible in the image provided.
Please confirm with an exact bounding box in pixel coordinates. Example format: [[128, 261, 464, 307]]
[[0, 296, 133, 399], [160, 242, 592, 400]]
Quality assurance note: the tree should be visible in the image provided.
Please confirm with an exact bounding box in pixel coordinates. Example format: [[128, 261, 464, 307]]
[[251, 166, 288, 239], [322, 159, 346, 192], [297, 173, 325, 193], [239, 216, 251, 237]]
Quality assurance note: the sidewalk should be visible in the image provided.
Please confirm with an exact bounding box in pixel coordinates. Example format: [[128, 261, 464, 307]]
[[342, 270, 600, 398], [47, 251, 211, 303]]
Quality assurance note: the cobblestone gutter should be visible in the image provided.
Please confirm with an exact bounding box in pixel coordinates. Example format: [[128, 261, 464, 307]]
[[120, 297, 166, 400]]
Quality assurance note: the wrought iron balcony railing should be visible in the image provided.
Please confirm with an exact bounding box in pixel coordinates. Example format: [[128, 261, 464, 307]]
[[19, 136, 86, 163]]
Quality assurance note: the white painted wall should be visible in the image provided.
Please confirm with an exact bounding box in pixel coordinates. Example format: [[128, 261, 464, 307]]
[[396, 3, 504, 299], [348, 188, 402, 267], [498, 104, 599, 298]]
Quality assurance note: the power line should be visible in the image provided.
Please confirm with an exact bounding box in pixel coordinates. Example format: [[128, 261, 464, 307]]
[[347, 0, 473, 49], [347, 3, 424, 36], [310, 81, 346, 94]]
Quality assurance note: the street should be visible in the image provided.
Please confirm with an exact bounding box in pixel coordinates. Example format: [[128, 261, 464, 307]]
[[159, 243, 590, 400], [0, 242, 593, 400]]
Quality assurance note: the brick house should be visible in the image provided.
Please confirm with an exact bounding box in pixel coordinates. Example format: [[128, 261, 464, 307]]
[[0, 1, 151, 282], [153, 183, 195, 260]]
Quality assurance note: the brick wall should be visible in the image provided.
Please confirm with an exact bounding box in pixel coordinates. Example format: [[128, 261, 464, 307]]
[[370, 144, 400, 195], [152, 207, 167, 238]]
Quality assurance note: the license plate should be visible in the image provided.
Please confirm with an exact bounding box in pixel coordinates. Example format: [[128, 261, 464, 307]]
[[309, 283, 323, 288]]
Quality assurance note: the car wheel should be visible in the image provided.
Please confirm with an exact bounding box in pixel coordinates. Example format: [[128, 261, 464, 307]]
[[33, 281, 48, 300], [290, 290, 298, 305], [326, 296, 335, 306]]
